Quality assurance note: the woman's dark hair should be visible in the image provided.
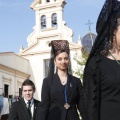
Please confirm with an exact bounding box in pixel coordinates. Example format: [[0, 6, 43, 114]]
[[86, 0, 120, 64], [100, 12, 120, 56]]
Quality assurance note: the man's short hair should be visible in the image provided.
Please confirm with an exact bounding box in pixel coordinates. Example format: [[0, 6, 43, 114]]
[[21, 79, 36, 91]]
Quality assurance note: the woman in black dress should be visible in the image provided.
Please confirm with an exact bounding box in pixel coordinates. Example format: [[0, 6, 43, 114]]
[[37, 40, 83, 120], [83, 0, 120, 120]]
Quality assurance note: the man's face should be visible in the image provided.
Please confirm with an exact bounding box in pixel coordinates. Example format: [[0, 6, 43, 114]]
[[22, 85, 35, 101]]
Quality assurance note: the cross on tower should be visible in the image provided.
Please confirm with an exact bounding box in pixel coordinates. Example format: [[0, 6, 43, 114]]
[[85, 20, 93, 32], [85, 20, 94, 46]]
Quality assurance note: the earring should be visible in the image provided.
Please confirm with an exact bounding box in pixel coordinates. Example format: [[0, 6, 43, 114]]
[[54, 64, 56, 73], [112, 35, 116, 53]]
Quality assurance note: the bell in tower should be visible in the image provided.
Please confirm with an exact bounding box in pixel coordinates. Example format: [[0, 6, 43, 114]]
[[52, 13, 57, 27], [41, 15, 46, 29]]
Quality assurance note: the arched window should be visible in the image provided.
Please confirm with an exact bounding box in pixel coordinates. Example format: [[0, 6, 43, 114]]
[[41, 15, 46, 29], [52, 13, 57, 27]]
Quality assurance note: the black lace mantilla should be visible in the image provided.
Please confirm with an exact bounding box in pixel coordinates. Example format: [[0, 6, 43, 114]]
[[83, 0, 120, 120], [83, 55, 101, 120], [88, 0, 120, 61]]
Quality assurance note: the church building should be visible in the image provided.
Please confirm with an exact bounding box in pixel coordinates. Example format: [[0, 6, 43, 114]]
[[0, 0, 83, 100]]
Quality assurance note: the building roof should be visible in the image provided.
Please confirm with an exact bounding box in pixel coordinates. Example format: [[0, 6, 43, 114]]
[[81, 32, 97, 53], [0, 52, 29, 74]]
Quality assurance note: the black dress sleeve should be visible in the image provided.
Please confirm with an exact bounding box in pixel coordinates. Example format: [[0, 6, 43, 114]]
[[37, 78, 51, 120], [83, 56, 101, 120]]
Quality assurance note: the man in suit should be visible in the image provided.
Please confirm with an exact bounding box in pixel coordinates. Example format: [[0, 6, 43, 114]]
[[8, 79, 41, 120]]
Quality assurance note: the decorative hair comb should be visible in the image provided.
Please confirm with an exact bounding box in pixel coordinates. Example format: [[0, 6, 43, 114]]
[[50, 40, 69, 54]]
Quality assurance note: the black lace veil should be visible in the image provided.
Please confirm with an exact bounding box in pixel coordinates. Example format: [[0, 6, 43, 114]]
[[83, 1, 120, 120], [88, 0, 120, 62]]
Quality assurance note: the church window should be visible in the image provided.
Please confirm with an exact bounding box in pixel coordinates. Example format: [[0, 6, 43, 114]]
[[41, 15, 47, 29], [44, 59, 50, 77], [52, 13, 57, 27], [4, 84, 9, 97], [19, 88, 22, 98]]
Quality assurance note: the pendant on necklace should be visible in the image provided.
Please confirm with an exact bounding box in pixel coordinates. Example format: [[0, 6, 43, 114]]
[[64, 103, 70, 109]]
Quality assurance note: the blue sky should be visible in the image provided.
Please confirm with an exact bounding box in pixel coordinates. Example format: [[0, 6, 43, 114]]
[[0, 0, 105, 53]]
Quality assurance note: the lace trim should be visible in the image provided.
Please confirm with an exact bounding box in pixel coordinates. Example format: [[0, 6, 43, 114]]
[[83, 56, 101, 120]]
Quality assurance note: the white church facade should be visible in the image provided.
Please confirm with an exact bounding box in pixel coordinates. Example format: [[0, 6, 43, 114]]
[[0, 0, 82, 100]]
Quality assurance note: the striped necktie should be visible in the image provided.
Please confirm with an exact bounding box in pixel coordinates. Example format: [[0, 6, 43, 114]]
[[27, 101, 32, 118]]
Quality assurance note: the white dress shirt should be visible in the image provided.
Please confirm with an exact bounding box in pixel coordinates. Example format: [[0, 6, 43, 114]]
[[24, 98, 34, 118]]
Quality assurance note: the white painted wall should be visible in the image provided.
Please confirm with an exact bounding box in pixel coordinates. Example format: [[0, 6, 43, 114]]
[[0, 53, 29, 74]]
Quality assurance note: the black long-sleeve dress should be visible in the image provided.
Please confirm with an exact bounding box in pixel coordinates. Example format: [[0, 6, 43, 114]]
[[83, 55, 120, 120]]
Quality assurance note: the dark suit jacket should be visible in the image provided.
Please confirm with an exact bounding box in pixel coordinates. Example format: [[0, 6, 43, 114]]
[[36, 73, 83, 120], [8, 98, 40, 120]]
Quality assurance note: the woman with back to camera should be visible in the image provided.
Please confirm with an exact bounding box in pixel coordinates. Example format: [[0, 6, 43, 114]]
[[83, 0, 120, 120], [37, 40, 83, 120]]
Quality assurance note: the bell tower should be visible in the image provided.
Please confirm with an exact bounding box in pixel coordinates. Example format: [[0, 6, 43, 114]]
[[19, 0, 80, 100], [27, 0, 73, 47]]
